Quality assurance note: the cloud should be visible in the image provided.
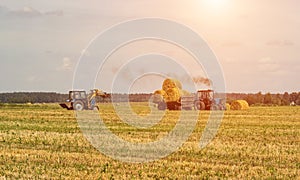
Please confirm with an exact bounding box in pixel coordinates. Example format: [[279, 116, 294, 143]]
[[224, 57, 238, 63], [1, 6, 63, 18], [221, 42, 242, 47], [258, 57, 273, 64], [26, 75, 41, 83], [0, 5, 9, 14], [44, 10, 63, 16], [266, 40, 294, 47], [8, 6, 42, 17], [258, 57, 280, 72], [57, 57, 73, 71]]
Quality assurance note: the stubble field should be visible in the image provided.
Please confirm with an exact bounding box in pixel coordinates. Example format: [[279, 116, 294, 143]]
[[0, 103, 299, 179]]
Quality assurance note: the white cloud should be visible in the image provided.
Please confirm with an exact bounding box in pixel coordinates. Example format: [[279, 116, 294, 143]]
[[224, 57, 238, 63], [44, 10, 63, 16], [1, 6, 63, 17], [258, 57, 280, 72], [9, 6, 42, 17], [221, 42, 242, 47], [0, 5, 9, 14], [258, 57, 273, 64], [26, 75, 40, 83], [266, 40, 294, 47], [57, 57, 73, 71]]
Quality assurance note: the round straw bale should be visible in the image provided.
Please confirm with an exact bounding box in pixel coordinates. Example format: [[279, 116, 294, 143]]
[[153, 90, 166, 103], [230, 100, 249, 110], [162, 78, 177, 91], [154, 90, 166, 96], [165, 87, 180, 102]]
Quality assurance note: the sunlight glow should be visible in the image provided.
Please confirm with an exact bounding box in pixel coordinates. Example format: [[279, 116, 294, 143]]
[[202, 0, 228, 11]]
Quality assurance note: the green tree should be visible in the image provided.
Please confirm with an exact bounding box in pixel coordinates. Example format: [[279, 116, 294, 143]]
[[282, 92, 290, 105], [255, 91, 264, 105], [263, 92, 272, 105]]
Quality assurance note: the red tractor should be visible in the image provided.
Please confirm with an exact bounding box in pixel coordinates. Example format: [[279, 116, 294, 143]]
[[194, 90, 225, 110], [153, 89, 225, 111]]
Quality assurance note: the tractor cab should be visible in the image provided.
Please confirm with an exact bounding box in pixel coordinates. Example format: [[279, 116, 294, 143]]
[[195, 90, 214, 110], [59, 90, 89, 110], [68, 91, 87, 102], [194, 89, 225, 110], [197, 90, 214, 101]]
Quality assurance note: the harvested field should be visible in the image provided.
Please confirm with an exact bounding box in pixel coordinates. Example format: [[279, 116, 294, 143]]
[[0, 103, 299, 179]]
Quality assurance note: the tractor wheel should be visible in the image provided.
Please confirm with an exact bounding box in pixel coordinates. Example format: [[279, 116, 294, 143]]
[[158, 102, 166, 110], [211, 104, 219, 111], [73, 101, 84, 111], [195, 101, 205, 110], [219, 104, 225, 111]]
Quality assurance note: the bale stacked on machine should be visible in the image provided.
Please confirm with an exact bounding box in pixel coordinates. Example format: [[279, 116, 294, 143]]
[[230, 100, 249, 110], [165, 88, 181, 102], [154, 78, 191, 110], [153, 90, 166, 103], [162, 78, 178, 91]]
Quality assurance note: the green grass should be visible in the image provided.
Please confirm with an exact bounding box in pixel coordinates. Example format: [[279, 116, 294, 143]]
[[0, 103, 299, 179]]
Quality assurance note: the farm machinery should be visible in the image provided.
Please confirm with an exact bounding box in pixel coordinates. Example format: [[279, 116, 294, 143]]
[[194, 90, 225, 110], [154, 89, 226, 111], [59, 89, 109, 111]]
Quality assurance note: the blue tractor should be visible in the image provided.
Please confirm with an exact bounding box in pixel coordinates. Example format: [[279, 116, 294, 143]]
[[59, 89, 109, 111]]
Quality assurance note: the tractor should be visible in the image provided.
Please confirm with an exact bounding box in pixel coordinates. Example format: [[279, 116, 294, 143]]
[[153, 89, 225, 111], [59, 89, 109, 111], [194, 90, 225, 110]]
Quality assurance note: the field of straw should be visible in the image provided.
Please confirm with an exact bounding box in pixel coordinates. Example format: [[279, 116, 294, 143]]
[[0, 103, 299, 179]]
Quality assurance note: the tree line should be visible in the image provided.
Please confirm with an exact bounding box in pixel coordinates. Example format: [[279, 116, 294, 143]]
[[0, 92, 67, 104], [0, 92, 299, 106], [226, 92, 300, 106]]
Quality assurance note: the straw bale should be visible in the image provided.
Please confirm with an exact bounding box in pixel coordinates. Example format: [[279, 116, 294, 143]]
[[162, 79, 177, 91], [165, 87, 180, 102], [225, 103, 231, 110], [230, 100, 249, 110]]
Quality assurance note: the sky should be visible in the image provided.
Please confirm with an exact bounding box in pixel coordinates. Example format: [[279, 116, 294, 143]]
[[0, 0, 299, 93]]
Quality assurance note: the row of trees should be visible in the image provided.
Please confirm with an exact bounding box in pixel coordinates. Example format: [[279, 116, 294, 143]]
[[0, 92, 67, 104], [0, 92, 299, 106], [0, 92, 152, 104], [226, 92, 300, 106]]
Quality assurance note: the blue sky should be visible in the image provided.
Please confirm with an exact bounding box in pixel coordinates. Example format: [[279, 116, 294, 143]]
[[0, 0, 299, 93]]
